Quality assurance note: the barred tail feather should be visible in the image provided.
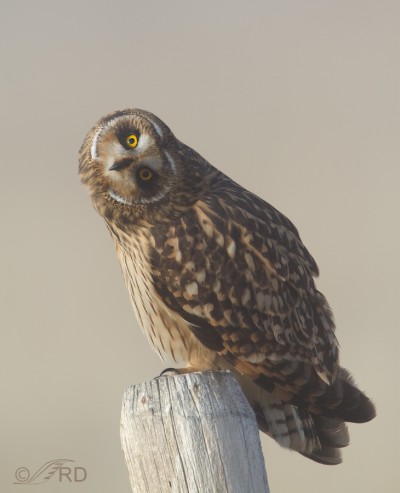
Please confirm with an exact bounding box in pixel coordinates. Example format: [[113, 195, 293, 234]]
[[236, 370, 357, 465], [300, 415, 349, 465], [221, 358, 375, 464], [253, 391, 350, 465]]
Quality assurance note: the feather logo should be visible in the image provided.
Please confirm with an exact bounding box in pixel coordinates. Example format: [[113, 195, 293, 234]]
[[14, 459, 75, 484]]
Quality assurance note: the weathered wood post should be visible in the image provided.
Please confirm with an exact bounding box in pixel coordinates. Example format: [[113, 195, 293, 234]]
[[120, 370, 269, 493]]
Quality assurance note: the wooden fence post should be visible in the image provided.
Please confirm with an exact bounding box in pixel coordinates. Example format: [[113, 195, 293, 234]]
[[120, 370, 269, 493]]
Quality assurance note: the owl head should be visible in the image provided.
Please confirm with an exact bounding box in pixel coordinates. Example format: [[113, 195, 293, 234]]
[[79, 109, 212, 226]]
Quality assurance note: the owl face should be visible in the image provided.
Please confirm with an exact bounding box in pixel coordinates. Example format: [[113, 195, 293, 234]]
[[80, 109, 217, 229], [80, 109, 181, 210]]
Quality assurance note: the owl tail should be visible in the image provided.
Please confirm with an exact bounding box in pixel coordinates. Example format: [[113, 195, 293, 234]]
[[234, 366, 375, 465], [320, 367, 376, 424], [237, 373, 348, 464], [255, 404, 350, 465]]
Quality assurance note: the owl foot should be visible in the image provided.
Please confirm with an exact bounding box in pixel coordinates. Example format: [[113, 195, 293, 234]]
[[157, 367, 182, 378]]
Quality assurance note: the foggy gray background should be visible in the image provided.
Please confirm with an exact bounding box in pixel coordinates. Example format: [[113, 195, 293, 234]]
[[1, 1, 398, 492]]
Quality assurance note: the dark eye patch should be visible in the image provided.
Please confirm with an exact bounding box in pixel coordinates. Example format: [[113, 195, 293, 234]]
[[115, 121, 141, 149], [136, 167, 158, 188]]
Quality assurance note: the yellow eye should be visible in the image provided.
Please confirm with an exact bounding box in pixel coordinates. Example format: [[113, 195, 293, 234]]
[[126, 134, 138, 148], [138, 167, 153, 181]]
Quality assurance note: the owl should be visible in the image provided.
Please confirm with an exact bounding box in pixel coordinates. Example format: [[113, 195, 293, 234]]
[[79, 109, 375, 464]]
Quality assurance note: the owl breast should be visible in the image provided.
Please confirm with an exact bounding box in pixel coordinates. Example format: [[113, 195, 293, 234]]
[[110, 227, 212, 368]]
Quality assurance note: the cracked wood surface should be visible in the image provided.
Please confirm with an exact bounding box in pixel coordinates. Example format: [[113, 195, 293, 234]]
[[120, 371, 269, 493]]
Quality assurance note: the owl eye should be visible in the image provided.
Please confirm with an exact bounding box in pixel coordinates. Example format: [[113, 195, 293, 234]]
[[137, 167, 153, 182], [126, 134, 138, 148]]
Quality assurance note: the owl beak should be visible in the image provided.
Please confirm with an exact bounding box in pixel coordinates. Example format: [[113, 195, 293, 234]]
[[109, 158, 132, 172]]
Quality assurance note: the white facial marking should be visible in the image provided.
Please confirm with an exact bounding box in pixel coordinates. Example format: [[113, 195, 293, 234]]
[[91, 115, 122, 160], [108, 184, 172, 206], [136, 132, 151, 152], [105, 141, 126, 171], [163, 150, 177, 174], [145, 113, 164, 138], [91, 123, 104, 160], [108, 190, 135, 206]]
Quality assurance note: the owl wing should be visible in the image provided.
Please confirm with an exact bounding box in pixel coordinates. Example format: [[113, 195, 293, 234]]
[[150, 176, 338, 391]]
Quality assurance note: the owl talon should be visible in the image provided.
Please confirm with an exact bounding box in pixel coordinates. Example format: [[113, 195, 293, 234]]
[[157, 367, 181, 378]]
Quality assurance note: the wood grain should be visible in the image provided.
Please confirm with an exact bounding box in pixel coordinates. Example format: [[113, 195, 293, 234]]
[[120, 371, 269, 493]]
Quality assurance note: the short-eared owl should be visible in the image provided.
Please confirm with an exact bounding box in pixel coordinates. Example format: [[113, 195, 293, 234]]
[[79, 109, 375, 464]]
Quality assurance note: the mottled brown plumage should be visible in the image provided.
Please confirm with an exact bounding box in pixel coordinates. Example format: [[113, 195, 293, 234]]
[[79, 108, 375, 464]]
